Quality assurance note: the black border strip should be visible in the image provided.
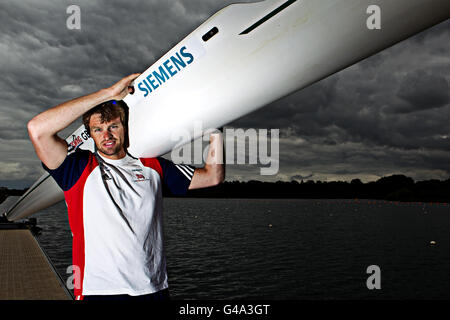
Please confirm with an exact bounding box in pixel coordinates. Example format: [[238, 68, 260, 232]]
[[239, 0, 298, 35]]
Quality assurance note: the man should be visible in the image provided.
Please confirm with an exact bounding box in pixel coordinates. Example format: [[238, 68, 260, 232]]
[[27, 74, 224, 300]]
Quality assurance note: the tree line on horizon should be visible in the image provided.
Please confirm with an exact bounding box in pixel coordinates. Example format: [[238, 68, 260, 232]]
[[184, 174, 450, 202], [1, 174, 450, 204]]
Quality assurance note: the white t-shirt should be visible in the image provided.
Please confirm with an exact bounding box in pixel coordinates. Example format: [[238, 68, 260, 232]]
[[44, 150, 195, 298]]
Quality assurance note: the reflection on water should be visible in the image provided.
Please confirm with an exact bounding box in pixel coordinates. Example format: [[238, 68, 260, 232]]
[[34, 198, 450, 299]]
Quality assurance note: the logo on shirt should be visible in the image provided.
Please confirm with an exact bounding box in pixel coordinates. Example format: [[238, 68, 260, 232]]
[[132, 168, 148, 182]]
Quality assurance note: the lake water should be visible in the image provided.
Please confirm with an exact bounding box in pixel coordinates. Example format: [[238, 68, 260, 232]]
[[34, 198, 450, 299]]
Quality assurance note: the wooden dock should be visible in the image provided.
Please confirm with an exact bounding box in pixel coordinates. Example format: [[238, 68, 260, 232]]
[[0, 228, 72, 300]]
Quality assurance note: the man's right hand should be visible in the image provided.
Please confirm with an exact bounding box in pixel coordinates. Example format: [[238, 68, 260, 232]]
[[107, 73, 141, 101]]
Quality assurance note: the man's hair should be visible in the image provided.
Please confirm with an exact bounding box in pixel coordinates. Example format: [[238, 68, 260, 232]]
[[82, 100, 129, 149]]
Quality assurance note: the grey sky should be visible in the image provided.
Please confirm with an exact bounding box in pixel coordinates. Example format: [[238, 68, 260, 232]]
[[0, 0, 449, 188]]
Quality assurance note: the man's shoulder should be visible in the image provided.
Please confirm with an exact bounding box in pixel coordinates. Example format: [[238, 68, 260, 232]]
[[68, 148, 93, 158], [43, 148, 92, 172], [138, 157, 163, 177], [43, 148, 96, 191], [63, 148, 95, 167]]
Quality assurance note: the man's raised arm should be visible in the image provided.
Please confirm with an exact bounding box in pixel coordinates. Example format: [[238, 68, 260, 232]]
[[189, 132, 225, 189], [27, 73, 140, 170]]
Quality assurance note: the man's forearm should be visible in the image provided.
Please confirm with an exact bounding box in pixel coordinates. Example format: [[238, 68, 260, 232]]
[[28, 73, 140, 140], [189, 132, 225, 189], [28, 89, 111, 140]]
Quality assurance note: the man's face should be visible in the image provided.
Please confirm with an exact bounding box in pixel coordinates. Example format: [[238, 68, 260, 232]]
[[89, 114, 126, 159]]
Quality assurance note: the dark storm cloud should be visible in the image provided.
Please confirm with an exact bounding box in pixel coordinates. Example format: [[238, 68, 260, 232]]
[[0, 1, 448, 188], [395, 69, 448, 113], [0, 0, 244, 116]]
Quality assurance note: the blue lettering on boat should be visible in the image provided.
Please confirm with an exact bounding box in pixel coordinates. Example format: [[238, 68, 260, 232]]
[[137, 46, 194, 98]]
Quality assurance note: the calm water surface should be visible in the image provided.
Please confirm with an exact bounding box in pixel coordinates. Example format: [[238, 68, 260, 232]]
[[34, 198, 450, 299]]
